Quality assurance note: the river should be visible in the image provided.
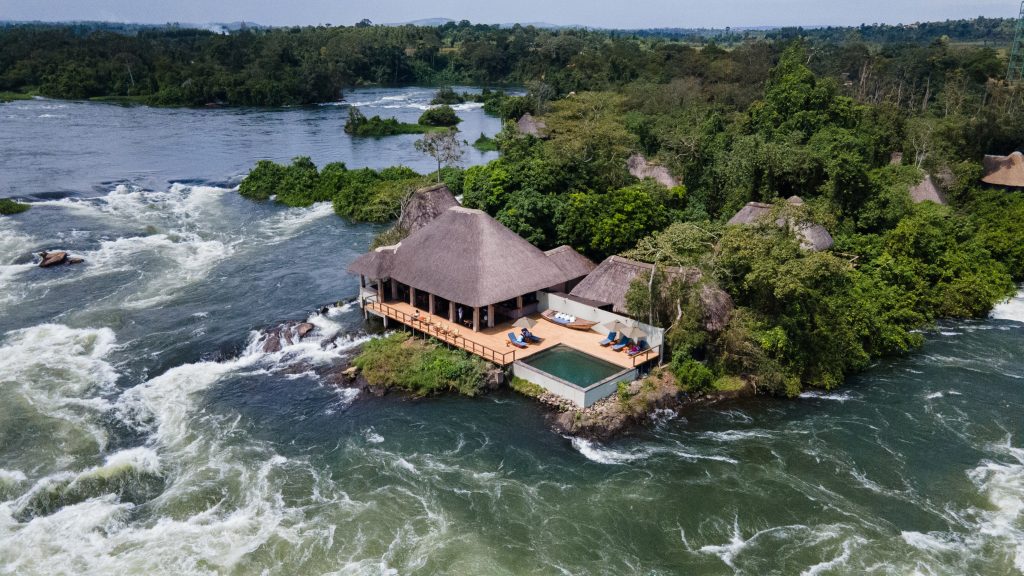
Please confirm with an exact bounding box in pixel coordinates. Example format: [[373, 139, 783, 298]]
[[1, 88, 1022, 575]]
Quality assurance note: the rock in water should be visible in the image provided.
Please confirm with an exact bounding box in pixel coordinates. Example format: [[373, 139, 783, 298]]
[[38, 251, 68, 267], [67, 257, 84, 264], [296, 323, 315, 339]]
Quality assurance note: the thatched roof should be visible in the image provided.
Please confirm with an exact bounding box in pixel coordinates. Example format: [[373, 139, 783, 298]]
[[909, 174, 947, 205], [627, 153, 680, 188], [699, 284, 734, 333], [517, 113, 547, 138], [726, 199, 834, 252], [396, 183, 459, 233], [569, 256, 701, 315], [545, 245, 597, 280], [348, 206, 577, 308], [348, 244, 398, 279], [982, 151, 1024, 188]]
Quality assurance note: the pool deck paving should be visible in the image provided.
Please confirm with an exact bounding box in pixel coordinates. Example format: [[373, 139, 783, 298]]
[[366, 300, 659, 368]]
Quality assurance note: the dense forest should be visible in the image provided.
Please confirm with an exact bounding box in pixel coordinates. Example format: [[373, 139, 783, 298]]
[[0, 17, 1019, 106], [7, 18, 1022, 396]]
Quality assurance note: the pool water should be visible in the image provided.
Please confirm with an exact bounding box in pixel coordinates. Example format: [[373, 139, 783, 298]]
[[522, 345, 625, 388]]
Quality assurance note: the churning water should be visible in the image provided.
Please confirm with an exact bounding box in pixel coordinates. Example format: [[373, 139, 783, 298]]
[[1, 91, 1021, 575]]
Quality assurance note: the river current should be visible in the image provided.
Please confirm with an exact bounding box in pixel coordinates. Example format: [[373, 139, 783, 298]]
[[1, 88, 1022, 575]]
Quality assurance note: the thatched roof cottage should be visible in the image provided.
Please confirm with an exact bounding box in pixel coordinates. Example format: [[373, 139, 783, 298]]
[[516, 113, 547, 138], [909, 174, 947, 205], [982, 151, 1024, 189], [727, 196, 834, 252], [627, 153, 680, 188]]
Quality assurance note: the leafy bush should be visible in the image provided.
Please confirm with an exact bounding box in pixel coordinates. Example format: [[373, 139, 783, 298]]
[[345, 107, 432, 136], [238, 160, 285, 201], [430, 87, 464, 105], [473, 133, 498, 152], [353, 332, 488, 396], [418, 105, 461, 127], [275, 156, 322, 207], [672, 356, 715, 393], [0, 198, 30, 215]]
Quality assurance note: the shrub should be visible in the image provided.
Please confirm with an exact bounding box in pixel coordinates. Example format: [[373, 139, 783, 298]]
[[275, 156, 322, 207], [510, 377, 546, 398], [0, 198, 30, 215], [672, 357, 714, 393], [239, 160, 285, 201], [430, 87, 464, 105], [418, 105, 461, 127]]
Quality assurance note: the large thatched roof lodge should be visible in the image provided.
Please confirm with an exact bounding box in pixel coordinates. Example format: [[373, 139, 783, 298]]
[[981, 151, 1024, 189], [347, 198, 665, 407]]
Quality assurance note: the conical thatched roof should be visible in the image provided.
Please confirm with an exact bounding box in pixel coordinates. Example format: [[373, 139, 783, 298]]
[[545, 245, 597, 279], [349, 244, 398, 280], [569, 256, 701, 315], [627, 153, 680, 188], [396, 183, 459, 233], [348, 206, 577, 308], [726, 199, 833, 252], [517, 113, 547, 138], [982, 151, 1024, 188], [909, 174, 947, 205]]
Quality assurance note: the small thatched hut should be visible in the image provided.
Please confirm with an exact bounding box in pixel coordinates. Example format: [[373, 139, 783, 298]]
[[726, 197, 834, 252], [569, 256, 732, 332], [349, 206, 581, 331], [545, 245, 597, 293], [396, 182, 459, 233], [982, 151, 1024, 189], [516, 113, 547, 138], [909, 174, 947, 205], [627, 153, 680, 188]]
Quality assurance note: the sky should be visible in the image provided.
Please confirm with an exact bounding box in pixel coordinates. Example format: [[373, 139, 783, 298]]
[[0, 0, 1018, 29]]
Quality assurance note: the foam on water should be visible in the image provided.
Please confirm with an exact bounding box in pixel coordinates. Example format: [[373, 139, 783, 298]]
[[991, 288, 1024, 323], [0, 324, 119, 449], [570, 437, 738, 466]]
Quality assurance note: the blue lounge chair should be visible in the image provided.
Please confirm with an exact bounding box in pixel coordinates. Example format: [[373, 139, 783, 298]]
[[507, 332, 528, 348], [598, 331, 617, 346], [611, 337, 632, 352], [627, 340, 649, 357], [521, 329, 543, 344]]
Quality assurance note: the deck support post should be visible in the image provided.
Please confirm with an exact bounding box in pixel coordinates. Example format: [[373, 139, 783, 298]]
[[390, 279, 398, 301], [487, 304, 495, 329], [359, 275, 366, 289], [472, 307, 480, 332], [516, 295, 523, 309], [409, 286, 416, 308], [428, 293, 435, 316], [377, 279, 384, 303], [449, 302, 456, 323]]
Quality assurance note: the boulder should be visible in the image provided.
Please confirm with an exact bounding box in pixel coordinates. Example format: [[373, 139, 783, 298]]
[[296, 323, 315, 339], [66, 257, 84, 265], [38, 251, 67, 268]]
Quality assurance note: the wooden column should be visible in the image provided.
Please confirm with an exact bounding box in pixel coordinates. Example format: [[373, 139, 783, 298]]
[[448, 302, 456, 323], [390, 279, 398, 301], [516, 295, 523, 309], [472, 307, 480, 332], [360, 275, 366, 288], [376, 280, 383, 302], [428, 293, 435, 316], [487, 304, 495, 328], [409, 286, 416, 307]]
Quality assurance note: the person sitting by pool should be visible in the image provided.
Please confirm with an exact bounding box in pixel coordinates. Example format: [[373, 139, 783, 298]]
[[521, 328, 542, 344]]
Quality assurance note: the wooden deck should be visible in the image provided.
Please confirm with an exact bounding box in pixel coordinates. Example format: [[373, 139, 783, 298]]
[[365, 300, 659, 368]]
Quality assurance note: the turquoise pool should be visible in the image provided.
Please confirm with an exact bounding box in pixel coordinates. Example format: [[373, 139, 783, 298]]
[[521, 345, 624, 388]]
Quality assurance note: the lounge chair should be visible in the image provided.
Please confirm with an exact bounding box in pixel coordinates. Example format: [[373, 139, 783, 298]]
[[611, 337, 632, 352], [507, 332, 528, 349], [598, 331, 618, 346], [627, 339, 649, 357]]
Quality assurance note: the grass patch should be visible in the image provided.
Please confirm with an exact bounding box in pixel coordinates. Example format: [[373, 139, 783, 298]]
[[0, 91, 32, 103], [0, 199, 30, 215], [510, 377, 545, 398], [353, 332, 488, 397], [472, 133, 498, 152], [712, 375, 746, 392]]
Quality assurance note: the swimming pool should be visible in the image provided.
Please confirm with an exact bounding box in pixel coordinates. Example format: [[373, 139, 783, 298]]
[[520, 345, 624, 388]]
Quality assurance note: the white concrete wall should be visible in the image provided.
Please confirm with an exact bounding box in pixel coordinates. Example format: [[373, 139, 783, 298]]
[[512, 361, 638, 408], [537, 292, 665, 348]]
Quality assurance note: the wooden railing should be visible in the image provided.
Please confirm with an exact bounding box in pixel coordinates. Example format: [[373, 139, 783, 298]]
[[367, 301, 517, 365], [631, 344, 661, 368]]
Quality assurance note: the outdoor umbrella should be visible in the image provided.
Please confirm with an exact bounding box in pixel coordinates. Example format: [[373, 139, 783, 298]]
[[603, 319, 625, 333], [620, 324, 648, 340], [512, 317, 536, 330]]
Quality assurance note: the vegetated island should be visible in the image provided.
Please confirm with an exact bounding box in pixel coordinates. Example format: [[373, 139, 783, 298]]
[[226, 30, 1023, 438]]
